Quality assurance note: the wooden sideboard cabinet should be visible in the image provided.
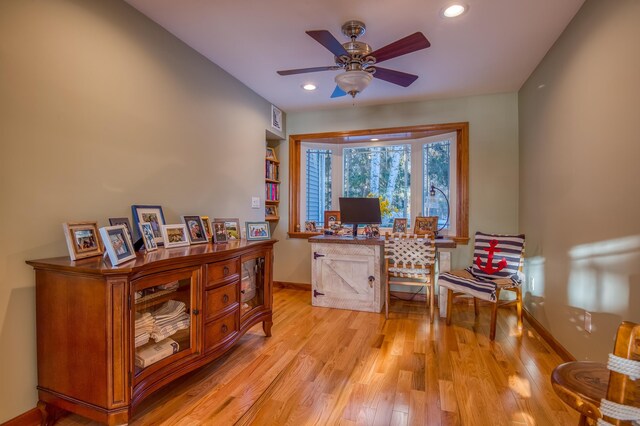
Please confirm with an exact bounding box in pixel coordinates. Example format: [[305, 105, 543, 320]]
[[26, 239, 276, 425]]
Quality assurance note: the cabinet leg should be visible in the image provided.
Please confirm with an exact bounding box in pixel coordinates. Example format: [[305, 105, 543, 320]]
[[38, 400, 64, 426], [263, 320, 273, 337]]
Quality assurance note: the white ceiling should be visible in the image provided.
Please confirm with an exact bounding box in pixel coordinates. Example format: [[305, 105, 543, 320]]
[[124, 0, 585, 112]]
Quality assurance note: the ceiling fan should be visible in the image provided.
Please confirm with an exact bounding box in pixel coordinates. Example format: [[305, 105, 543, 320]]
[[277, 20, 431, 98]]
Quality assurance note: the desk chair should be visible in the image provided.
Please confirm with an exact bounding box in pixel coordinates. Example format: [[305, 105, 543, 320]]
[[384, 232, 436, 322], [438, 232, 525, 340], [551, 321, 639, 425]]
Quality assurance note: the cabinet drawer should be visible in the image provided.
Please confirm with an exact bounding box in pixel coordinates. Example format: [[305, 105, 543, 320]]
[[207, 258, 239, 287], [205, 282, 238, 321], [204, 310, 238, 351]]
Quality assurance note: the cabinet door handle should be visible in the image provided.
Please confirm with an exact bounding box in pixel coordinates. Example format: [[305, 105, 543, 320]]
[[192, 309, 200, 315], [313, 252, 325, 260], [221, 324, 228, 333], [222, 294, 229, 303], [223, 266, 230, 276]]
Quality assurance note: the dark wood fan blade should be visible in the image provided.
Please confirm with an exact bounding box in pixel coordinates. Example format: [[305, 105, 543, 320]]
[[369, 32, 430, 64], [330, 85, 347, 98], [277, 66, 340, 76], [306, 30, 349, 57], [373, 67, 419, 87]]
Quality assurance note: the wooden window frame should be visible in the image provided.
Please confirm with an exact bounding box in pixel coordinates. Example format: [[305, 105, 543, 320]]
[[288, 123, 469, 244]]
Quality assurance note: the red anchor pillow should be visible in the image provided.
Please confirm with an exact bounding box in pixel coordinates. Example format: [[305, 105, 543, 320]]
[[470, 232, 525, 280]]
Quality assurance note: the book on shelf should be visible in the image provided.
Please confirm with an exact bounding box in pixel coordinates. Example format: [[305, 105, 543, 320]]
[[135, 338, 180, 368]]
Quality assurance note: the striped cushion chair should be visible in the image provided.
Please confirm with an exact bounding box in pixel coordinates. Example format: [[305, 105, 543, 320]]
[[438, 232, 525, 340], [384, 232, 437, 322]]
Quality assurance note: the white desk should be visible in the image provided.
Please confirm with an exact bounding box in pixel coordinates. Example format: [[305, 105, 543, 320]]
[[309, 235, 457, 316]]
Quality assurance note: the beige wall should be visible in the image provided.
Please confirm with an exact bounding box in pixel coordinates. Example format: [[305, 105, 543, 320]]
[[519, 0, 640, 361], [0, 0, 281, 421], [273, 93, 520, 285]]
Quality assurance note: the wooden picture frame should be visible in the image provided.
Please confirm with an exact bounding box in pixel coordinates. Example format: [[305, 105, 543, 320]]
[[214, 218, 241, 240], [100, 225, 137, 266], [62, 221, 103, 260], [200, 216, 212, 239], [323, 211, 341, 228], [212, 221, 228, 244], [413, 216, 439, 235], [161, 224, 190, 248], [246, 222, 271, 241], [392, 218, 408, 234], [139, 222, 158, 252], [265, 205, 278, 219], [131, 205, 166, 245], [181, 215, 208, 244], [266, 147, 277, 161]]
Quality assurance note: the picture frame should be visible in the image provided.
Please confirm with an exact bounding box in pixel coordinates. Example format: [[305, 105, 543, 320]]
[[271, 104, 282, 132], [413, 216, 439, 235], [62, 221, 103, 260], [139, 222, 158, 252], [161, 224, 190, 248], [212, 221, 228, 244], [392, 218, 408, 234], [265, 205, 278, 218], [214, 218, 241, 240], [323, 211, 341, 229], [266, 147, 277, 161], [200, 216, 212, 239], [108, 217, 133, 241], [304, 221, 317, 232], [100, 225, 137, 266], [131, 205, 166, 245], [246, 222, 271, 241], [181, 215, 208, 244]]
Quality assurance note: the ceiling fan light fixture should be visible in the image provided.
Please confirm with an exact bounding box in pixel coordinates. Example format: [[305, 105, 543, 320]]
[[335, 70, 373, 98], [302, 83, 317, 91], [442, 4, 467, 18]]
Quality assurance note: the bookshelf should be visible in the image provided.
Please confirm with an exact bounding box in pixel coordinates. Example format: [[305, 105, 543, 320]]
[[265, 147, 280, 222]]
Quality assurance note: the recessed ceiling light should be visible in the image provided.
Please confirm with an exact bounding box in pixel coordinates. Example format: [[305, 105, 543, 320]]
[[302, 83, 317, 91], [442, 4, 467, 18], [371, 138, 379, 141]]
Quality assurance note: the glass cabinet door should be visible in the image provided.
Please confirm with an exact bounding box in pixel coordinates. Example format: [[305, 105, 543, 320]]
[[240, 254, 266, 318], [132, 268, 199, 378]]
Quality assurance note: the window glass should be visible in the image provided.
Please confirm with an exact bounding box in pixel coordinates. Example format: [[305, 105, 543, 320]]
[[305, 149, 332, 227], [343, 145, 411, 227], [423, 140, 451, 230]]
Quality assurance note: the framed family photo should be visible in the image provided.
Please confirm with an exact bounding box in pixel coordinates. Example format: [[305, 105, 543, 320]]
[[139, 222, 158, 252], [132, 205, 166, 245], [212, 221, 228, 244], [108, 217, 133, 241], [214, 218, 240, 240], [100, 225, 136, 266], [246, 222, 271, 241], [265, 205, 278, 218], [392, 218, 408, 234], [413, 216, 439, 235], [200, 216, 212, 239], [304, 221, 317, 232], [161, 224, 190, 248], [182, 215, 208, 244], [62, 221, 103, 260], [323, 211, 340, 228], [266, 147, 277, 161]]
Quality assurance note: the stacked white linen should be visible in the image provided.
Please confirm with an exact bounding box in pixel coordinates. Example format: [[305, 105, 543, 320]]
[[134, 312, 154, 347]]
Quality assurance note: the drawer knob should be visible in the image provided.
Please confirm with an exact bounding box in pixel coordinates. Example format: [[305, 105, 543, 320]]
[[223, 294, 229, 303], [221, 324, 228, 333], [192, 309, 200, 315], [223, 266, 230, 276]]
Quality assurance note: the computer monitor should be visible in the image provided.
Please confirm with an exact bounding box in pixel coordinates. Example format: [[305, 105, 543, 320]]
[[339, 197, 382, 237]]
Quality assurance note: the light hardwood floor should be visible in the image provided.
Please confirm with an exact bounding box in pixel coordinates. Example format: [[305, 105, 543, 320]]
[[58, 288, 578, 425]]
